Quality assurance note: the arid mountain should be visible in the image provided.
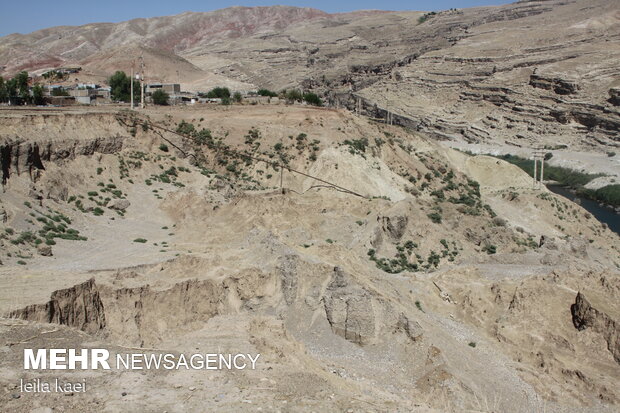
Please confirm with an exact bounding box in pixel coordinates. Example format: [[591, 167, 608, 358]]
[[1, 1, 618, 162], [0, 6, 379, 77]]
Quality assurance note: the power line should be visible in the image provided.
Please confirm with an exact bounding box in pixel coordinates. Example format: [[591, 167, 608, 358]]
[[115, 112, 370, 199]]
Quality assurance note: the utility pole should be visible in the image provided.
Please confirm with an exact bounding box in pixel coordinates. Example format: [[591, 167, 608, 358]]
[[130, 61, 134, 110], [533, 155, 538, 189], [140, 54, 145, 109], [532, 148, 546, 189]]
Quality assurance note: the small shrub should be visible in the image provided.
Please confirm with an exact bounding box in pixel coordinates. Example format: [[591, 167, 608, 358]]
[[483, 244, 497, 254], [418, 11, 436, 24], [427, 212, 442, 224], [133, 238, 148, 243], [303, 92, 322, 107], [159, 144, 169, 152], [468, 342, 477, 348]]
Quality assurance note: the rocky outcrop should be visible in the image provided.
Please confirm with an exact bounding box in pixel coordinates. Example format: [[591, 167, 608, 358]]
[[109, 199, 130, 211], [106, 279, 226, 346], [378, 214, 408, 241], [609, 88, 620, 106], [571, 292, 619, 364], [8, 278, 106, 334], [36, 244, 53, 256], [278, 254, 300, 305], [323, 267, 375, 345], [395, 312, 423, 342], [0, 136, 124, 184], [529, 74, 579, 95]]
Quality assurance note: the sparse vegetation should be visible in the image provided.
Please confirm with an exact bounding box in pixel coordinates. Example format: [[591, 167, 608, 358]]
[[257, 89, 277, 97], [427, 212, 442, 224], [418, 11, 436, 24], [495, 154, 601, 188], [482, 244, 497, 255], [302, 92, 322, 107], [577, 185, 620, 207], [342, 138, 369, 157]]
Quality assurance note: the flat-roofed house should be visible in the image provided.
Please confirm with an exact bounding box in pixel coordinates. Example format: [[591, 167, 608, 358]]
[[146, 83, 181, 95]]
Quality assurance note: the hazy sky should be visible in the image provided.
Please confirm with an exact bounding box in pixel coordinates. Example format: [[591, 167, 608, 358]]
[[0, 0, 513, 37]]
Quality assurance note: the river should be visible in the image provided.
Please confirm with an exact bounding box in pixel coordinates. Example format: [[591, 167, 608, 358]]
[[547, 185, 619, 236]]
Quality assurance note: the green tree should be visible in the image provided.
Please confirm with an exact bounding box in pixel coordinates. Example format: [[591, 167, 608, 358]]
[[32, 84, 46, 105], [206, 87, 231, 99], [108, 71, 139, 102], [15, 71, 30, 102], [152, 89, 169, 105], [233, 92, 242, 103], [5, 77, 18, 104], [0, 77, 7, 103]]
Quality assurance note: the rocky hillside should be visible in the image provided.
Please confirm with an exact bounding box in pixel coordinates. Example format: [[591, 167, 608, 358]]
[[0, 105, 618, 412], [0, 6, 377, 77]]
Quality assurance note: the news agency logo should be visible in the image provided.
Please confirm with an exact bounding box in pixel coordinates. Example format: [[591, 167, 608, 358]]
[[23, 349, 261, 370]]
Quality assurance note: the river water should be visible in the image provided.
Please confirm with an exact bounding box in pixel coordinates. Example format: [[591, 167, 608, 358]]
[[547, 185, 619, 236]]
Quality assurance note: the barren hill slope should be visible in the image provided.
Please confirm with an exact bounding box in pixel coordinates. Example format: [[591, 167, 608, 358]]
[[0, 105, 618, 412], [0, 6, 377, 77]]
